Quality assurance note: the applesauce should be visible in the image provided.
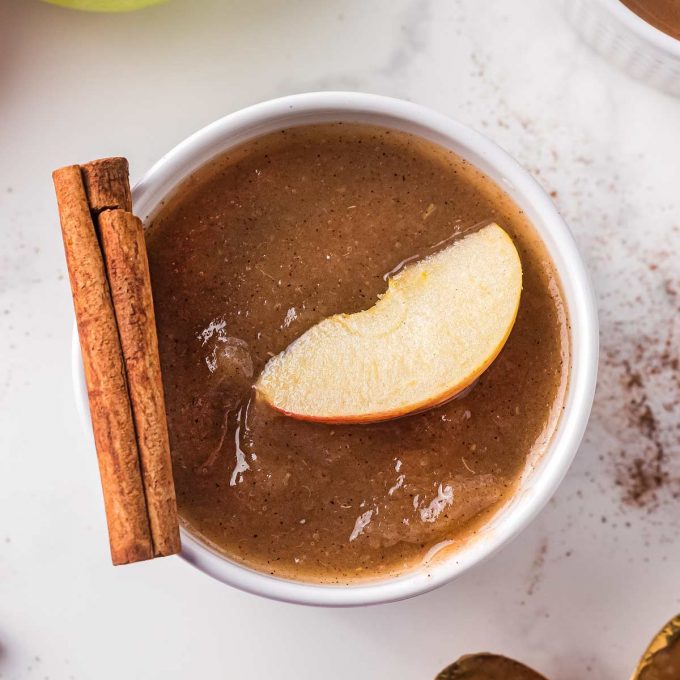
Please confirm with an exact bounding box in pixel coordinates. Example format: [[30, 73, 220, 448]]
[[146, 123, 569, 583]]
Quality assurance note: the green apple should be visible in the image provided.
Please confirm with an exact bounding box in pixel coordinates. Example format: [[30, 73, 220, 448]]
[[43, 0, 166, 11]]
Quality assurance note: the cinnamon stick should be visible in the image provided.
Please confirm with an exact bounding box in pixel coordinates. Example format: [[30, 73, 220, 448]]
[[81, 157, 132, 214], [53, 166, 153, 565], [98, 209, 180, 557]]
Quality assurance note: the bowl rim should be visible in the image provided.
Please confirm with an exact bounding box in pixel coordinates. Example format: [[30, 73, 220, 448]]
[[72, 91, 598, 606], [595, 0, 680, 58]]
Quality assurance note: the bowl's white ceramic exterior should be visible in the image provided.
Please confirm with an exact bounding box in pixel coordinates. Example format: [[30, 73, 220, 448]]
[[564, 0, 680, 96], [72, 92, 598, 606]]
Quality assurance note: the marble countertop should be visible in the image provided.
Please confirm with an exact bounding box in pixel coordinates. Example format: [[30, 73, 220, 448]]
[[1, 0, 679, 678]]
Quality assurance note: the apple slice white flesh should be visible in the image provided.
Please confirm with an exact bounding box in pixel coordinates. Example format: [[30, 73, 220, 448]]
[[255, 222, 523, 424]]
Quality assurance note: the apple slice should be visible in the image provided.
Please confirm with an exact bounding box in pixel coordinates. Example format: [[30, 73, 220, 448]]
[[255, 222, 522, 423]]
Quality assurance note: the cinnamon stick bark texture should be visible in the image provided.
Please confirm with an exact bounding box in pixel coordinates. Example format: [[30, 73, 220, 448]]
[[98, 209, 180, 557], [52, 166, 154, 565], [81, 157, 132, 214]]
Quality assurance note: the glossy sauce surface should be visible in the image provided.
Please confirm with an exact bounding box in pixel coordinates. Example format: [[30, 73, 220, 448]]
[[146, 124, 569, 583], [620, 0, 680, 39]]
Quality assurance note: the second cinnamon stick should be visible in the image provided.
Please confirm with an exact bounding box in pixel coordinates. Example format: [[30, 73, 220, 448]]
[[98, 209, 180, 557]]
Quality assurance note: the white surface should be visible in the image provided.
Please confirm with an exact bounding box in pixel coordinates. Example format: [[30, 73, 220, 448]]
[[0, 0, 679, 678]]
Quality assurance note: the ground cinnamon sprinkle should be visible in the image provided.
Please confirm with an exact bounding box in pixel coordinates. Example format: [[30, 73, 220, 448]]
[[603, 279, 680, 511]]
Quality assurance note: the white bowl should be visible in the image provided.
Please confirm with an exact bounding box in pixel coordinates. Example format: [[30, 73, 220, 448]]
[[563, 0, 680, 96], [72, 92, 598, 606]]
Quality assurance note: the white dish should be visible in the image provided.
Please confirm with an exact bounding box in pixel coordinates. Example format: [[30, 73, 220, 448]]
[[72, 92, 598, 606], [564, 0, 680, 96]]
